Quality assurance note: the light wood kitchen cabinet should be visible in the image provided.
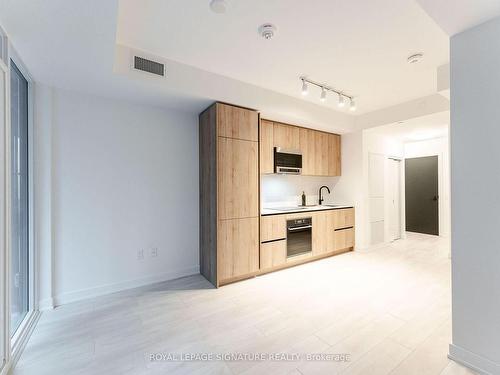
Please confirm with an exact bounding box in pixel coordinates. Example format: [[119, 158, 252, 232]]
[[273, 122, 300, 151], [312, 212, 329, 255], [299, 128, 315, 175], [260, 119, 274, 174], [260, 239, 287, 270], [260, 215, 286, 242], [333, 208, 355, 229], [199, 102, 260, 287], [328, 134, 341, 176], [217, 103, 258, 141], [334, 227, 355, 250], [314, 131, 329, 176], [218, 218, 259, 281], [259, 119, 341, 177], [217, 137, 259, 220]]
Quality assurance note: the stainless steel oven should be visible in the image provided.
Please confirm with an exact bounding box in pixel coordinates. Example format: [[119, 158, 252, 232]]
[[274, 147, 302, 174], [286, 217, 312, 258]]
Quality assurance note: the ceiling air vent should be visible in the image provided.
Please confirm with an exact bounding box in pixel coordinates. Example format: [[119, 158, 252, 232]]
[[133, 56, 165, 77]]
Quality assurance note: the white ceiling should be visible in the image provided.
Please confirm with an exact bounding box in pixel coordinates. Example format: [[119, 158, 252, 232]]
[[2, 0, 494, 132], [366, 110, 449, 142], [416, 0, 500, 36], [117, 0, 449, 115]]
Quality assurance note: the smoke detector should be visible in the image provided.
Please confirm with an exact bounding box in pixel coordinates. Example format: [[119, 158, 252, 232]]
[[258, 24, 277, 40], [210, 0, 226, 14], [407, 53, 424, 64]]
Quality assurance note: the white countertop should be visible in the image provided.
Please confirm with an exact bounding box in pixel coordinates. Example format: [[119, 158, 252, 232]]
[[261, 204, 354, 216]]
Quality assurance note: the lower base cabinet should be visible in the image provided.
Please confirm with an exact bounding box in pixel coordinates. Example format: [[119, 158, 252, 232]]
[[334, 227, 355, 250], [260, 239, 287, 270], [218, 217, 259, 282]]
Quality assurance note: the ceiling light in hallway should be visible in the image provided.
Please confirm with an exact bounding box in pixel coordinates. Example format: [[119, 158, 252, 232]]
[[209, 0, 227, 14], [407, 53, 424, 64]]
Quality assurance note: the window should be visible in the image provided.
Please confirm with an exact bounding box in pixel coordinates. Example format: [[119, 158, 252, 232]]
[[9, 60, 29, 336]]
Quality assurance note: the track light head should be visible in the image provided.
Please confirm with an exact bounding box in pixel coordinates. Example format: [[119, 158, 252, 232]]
[[338, 94, 345, 108], [349, 98, 356, 112], [320, 87, 327, 102], [301, 80, 308, 96]]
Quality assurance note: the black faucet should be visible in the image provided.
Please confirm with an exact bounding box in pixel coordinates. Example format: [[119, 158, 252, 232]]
[[318, 185, 331, 205]]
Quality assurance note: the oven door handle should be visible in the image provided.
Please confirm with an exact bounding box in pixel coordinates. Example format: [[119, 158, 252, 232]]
[[288, 225, 312, 231]]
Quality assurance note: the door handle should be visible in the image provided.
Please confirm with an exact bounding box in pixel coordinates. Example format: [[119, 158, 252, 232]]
[[432, 196, 439, 201]]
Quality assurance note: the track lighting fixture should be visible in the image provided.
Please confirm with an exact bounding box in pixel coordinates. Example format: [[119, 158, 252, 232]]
[[338, 94, 345, 108], [320, 87, 327, 102], [349, 98, 356, 112], [299, 77, 355, 111], [301, 79, 308, 96]]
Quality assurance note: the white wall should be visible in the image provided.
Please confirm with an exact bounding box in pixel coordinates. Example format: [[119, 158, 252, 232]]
[[35, 86, 199, 307], [449, 16, 500, 374], [404, 137, 450, 238]]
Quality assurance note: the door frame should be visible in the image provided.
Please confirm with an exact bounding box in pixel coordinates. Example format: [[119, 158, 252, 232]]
[[0, 40, 40, 375], [0, 30, 9, 374], [386, 157, 403, 242]]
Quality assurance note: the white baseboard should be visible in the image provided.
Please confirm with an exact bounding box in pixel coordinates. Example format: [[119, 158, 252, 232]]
[[52, 265, 199, 306], [449, 343, 500, 375]]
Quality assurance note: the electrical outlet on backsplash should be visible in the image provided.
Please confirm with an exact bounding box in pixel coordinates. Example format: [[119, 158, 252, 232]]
[[261, 174, 339, 207]]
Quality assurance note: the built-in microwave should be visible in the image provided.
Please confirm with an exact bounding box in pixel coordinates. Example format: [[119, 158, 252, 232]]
[[274, 147, 302, 175]]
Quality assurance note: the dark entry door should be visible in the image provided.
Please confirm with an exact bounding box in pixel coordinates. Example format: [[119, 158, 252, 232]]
[[405, 156, 439, 235]]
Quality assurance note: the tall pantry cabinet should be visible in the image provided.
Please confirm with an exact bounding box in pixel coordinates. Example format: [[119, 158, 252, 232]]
[[199, 103, 260, 287]]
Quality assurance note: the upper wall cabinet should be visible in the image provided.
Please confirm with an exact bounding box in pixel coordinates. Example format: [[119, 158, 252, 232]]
[[217, 103, 259, 141], [260, 119, 341, 177], [273, 122, 300, 151]]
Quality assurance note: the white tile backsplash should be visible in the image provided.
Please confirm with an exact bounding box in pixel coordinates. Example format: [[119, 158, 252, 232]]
[[261, 174, 340, 207]]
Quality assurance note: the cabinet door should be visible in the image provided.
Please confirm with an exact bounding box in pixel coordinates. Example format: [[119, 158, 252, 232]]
[[261, 215, 286, 242], [273, 122, 300, 151], [312, 212, 328, 255], [333, 208, 355, 229], [299, 128, 315, 175], [260, 239, 287, 270], [260, 119, 274, 174], [218, 218, 259, 282], [217, 137, 259, 220], [334, 228, 355, 250], [328, 134, 341, 176], [217, 103, 258, 141], [315, 131, 329, 176]]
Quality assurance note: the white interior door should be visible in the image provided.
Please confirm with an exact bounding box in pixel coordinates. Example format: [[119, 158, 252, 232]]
[[388, 158, 401, 241], [0, 57, 7, 372]]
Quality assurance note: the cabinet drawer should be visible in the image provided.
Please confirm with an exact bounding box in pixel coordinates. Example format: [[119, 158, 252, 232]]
[[334, 227, 355, 250], [260, 239, 287, 270], [333, 208, 355, 229], [260, 215, 286, 242]]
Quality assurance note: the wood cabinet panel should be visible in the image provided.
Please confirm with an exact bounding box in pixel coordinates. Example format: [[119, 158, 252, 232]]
[[312, 212, 328, 255], [218, 218, 259, 282], [261, 215, 286, 242], [333, 208, 355, 229], [334, 228, 355, 250], [299, 128, 315, 175], [260, 119, 274, 174], [217, 137, 259, 220], [260, 239, 287, 270], [217, 103, 258, 141], [315, 131, 329, 176], [273, 122, 300, 151], [328, 134, 341, 176]]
